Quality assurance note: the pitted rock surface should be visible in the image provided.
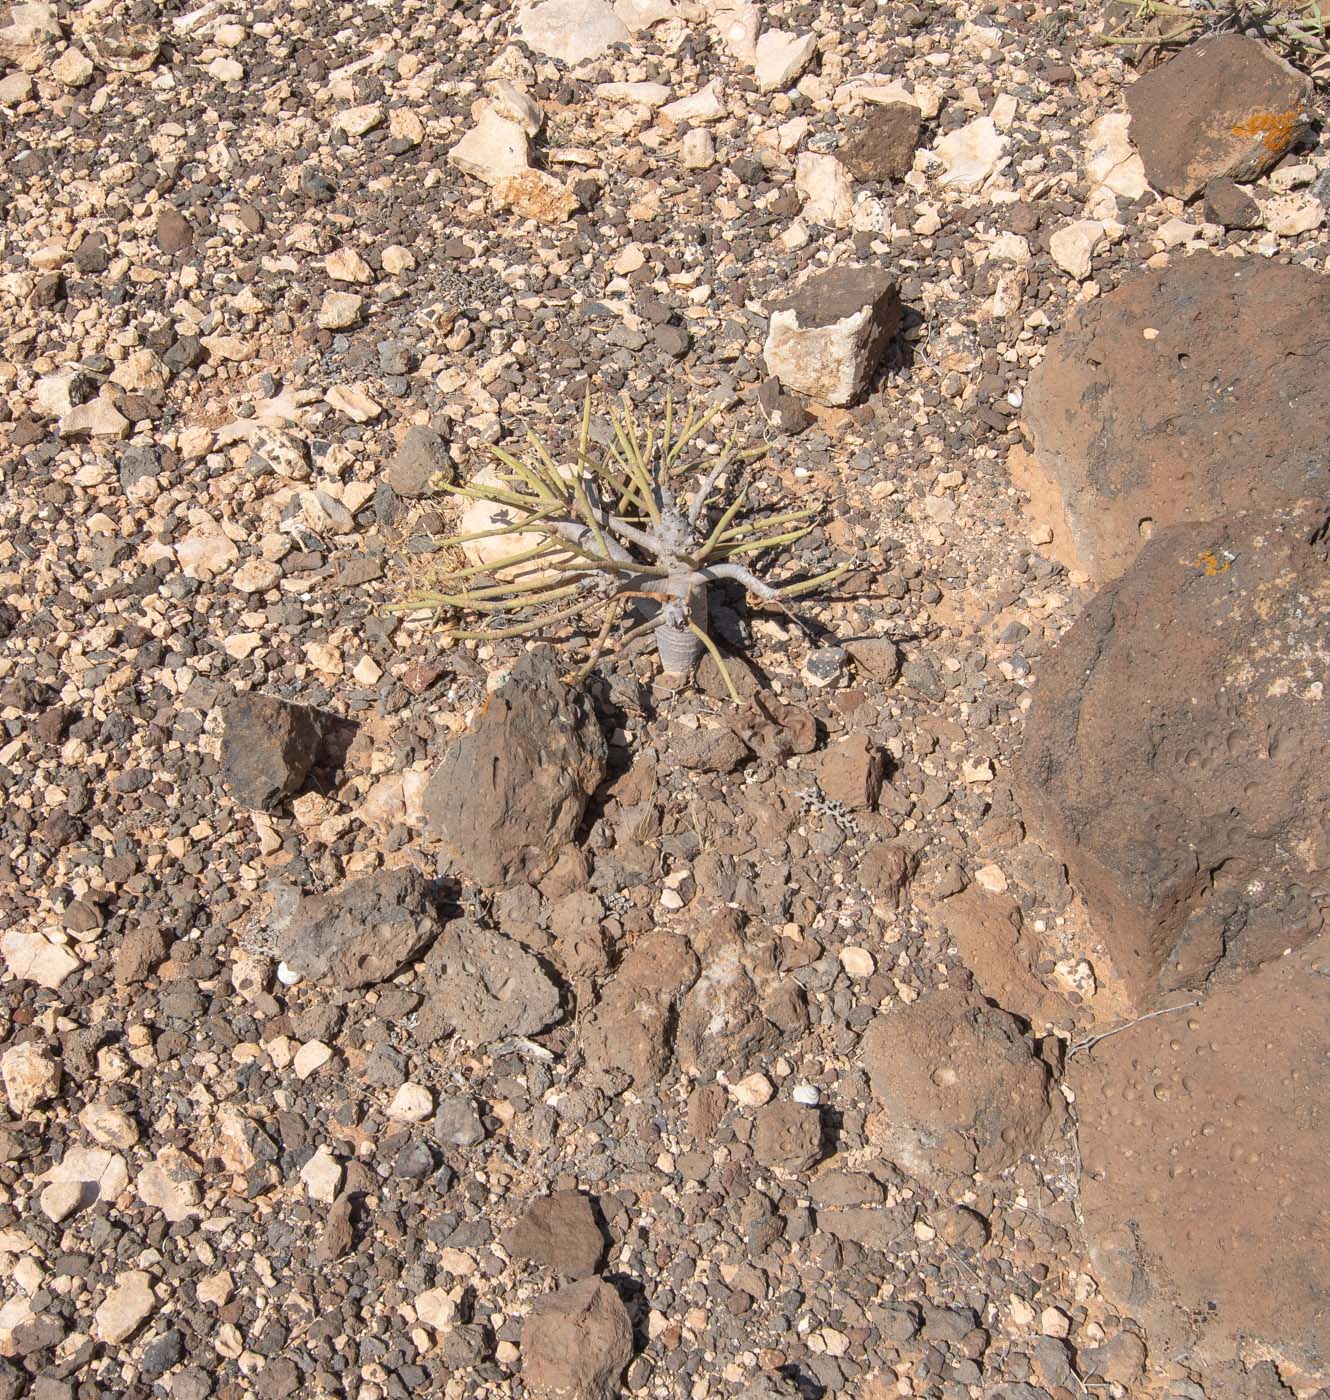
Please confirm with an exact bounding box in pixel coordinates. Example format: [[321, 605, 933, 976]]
[[1022, 253, 1330, 583], [1125, 34, 1313, 199], [1016, 506, 1330, 1006], [861, 984, 1058, 1186]]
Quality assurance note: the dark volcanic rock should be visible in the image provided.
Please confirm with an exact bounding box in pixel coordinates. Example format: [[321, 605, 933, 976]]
[[1022, 253, 1330, 582], [1202, 176, 1261, 229], [1015, 506, 1330, 1006], [278, 866, 440, 990], [219, 691, 326, 811], [423, 650, 607, 887], [1125, 34, 1312, 199], [838, 102, 922, 181]]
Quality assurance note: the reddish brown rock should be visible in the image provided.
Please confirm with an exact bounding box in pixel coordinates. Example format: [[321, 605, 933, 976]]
[[838, 102, 922, 182], [1022, 253, 1330, 583], [752, 1100, 823, 1173], [1125, 34, 1312, 199], [505, 1191, 604, 1279], [578, 931, 699, 1085], [1071, 931, 1330, 1377], [521, 1279, 633, 1400], [861, 984, 1057, 1186], [1015, 507, 1330, 1007]]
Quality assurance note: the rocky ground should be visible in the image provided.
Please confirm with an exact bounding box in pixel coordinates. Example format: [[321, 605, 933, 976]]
[[2, 0, 1330, 1398]]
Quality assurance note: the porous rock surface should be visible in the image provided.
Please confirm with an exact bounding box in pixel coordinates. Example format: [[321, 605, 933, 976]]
[[1022, 253, 1330, 583], [861, 984, 1058, 1186], [1071, 931, 1330, 1377], [1125, 34, 1313, 199], [1017, 506, 1330, 1007], [423, 649, 608, 887]]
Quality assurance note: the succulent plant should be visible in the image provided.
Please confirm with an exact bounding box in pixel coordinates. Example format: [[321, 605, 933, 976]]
[[393, 396, 849, 700]]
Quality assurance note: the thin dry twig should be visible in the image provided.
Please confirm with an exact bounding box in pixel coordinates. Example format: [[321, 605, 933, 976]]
[[1067, 1000, 1200, 1058]]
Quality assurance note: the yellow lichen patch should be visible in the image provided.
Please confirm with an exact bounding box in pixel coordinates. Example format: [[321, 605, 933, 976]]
[[1196, 550, 1232, 577], [1230, 108, 1300, 155]]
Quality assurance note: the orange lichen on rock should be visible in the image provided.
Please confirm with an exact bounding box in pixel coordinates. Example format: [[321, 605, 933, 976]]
[[1195, 549, 1232, 577], [1230, 108, 1300, 154]]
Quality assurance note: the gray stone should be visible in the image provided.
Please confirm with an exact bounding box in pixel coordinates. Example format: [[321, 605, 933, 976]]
[[278, 866, 440, 990], [412, 920, 562, 1045], [385, 425, 451, 498]]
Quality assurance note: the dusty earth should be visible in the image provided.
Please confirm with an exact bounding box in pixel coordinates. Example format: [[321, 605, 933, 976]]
[[2, 0, 1329, 1398]]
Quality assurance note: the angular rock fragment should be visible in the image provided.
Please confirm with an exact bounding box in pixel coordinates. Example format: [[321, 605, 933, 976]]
[[861, 985, 1057, 1186], [423, 650, 607, 887], [506, 1191, 605, 1278], [278, 866, 440, 990], [448, 108, 530, 185], [579, 931, 699, 1084], [675, 913, 808, 1079], [412, 919, 562, 1045], [1126, 34, 1313, 199], [764, 266, 901, 407], [1, 1041, 60, 1116], [1016, 506, 1330, 1006], [754, 29, 816, 93], [1021, 253, 1330, 582], [219, 691, 326, 811], [838, 102, 922, 182], [521, 1278, 633, 1400], [516, 0, 630, 67], [385, 425, 451, 497]]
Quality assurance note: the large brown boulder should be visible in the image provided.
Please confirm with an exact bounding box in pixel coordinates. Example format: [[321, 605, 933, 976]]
[[1125, 34, 1312, 199], [423, 650, 607, 887], [1021, 254, 1330, 583], [861, 984, 1058, 1187], [1015, 506, 1330, 1008], [1071, 931, 1330, 1379]]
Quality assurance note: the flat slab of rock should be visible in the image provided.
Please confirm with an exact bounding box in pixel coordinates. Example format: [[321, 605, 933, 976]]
[[278, 866, 440, 990], [579, 930, 699, 1085], [423, 650, 607, 888], [516, 0, 630, 67], [219, 691, 326, 811], [1071, 931, 1330, 1376], [505, 1191, 604, 1278], [521, 1278, 633, 1400], [412, 919, 561, 1045], [861, 985, 1057, 1186], [763, 266, 901, 406], [1021, 253, 1330, 582], [1126, 34, 1313, 199], [1015, 506, 1330, 1008]]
